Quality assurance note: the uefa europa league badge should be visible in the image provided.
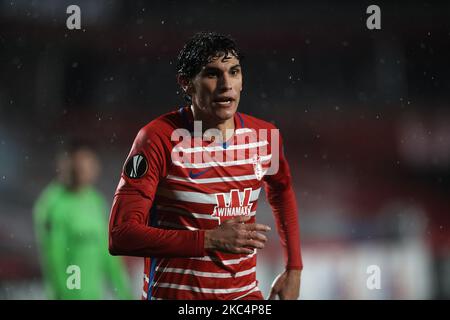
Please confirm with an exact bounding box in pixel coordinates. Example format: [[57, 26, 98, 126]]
[[252, 154, 264, 181]]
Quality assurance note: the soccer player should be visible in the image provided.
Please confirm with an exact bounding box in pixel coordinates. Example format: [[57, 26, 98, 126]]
[[108, 32, 303, 300], [34, 142, 133, 299]]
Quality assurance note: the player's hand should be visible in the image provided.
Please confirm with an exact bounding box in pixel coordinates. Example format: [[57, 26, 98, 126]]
[[268, 269, 301, 300], [204, 215, 271, 254]]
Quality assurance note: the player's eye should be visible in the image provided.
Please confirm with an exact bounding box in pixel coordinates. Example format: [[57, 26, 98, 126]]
[[203, 69, 219, 78], [230, 68, 241, 76]]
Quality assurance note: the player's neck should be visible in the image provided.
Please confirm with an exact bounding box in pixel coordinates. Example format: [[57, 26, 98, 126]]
[[190, 105, 235, 141]]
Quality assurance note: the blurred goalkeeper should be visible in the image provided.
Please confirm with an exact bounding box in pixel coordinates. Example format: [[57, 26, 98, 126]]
[[33, 141, 132, 300], [109, 32, 303, 300]]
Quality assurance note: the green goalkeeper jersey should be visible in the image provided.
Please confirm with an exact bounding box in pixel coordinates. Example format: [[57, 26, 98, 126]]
[[33, 182, 133, 300]]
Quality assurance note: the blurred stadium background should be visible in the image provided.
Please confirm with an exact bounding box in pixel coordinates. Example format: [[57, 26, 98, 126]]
[[0, 0, 449, 299]]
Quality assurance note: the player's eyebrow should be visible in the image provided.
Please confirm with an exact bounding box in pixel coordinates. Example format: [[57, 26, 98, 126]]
[[201, 64, 241, 74], [202, 66, 221, 72]]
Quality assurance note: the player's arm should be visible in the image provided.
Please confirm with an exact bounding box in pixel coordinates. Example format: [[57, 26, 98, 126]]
[[108, 126, 206, 258], [263, 129, 303, 300]]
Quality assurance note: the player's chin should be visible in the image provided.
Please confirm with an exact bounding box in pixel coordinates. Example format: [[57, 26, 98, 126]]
[[211, 101, 238, 120]]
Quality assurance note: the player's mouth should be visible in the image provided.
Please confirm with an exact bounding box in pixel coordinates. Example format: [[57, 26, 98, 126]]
[[212, 96, 236, 107]]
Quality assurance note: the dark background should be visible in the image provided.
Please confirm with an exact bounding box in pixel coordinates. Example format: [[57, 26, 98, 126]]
[[0, 0, 449, 299]]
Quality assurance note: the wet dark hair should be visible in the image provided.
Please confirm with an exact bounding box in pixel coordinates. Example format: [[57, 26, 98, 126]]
[[176, 32, 243, 102]]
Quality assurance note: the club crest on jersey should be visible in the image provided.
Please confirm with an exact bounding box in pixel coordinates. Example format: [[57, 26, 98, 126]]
[[212, 188, 253, 223], [124, 154, 148, 179]]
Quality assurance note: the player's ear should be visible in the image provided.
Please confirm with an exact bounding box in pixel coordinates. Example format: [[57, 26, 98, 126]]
[[177, 74, 194, 95]]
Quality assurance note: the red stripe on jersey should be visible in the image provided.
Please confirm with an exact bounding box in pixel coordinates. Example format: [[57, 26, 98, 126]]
[[154, 205, 259, 233], [151, 280, 260, 300], [155, 252, 257, 274], [161, 176, 263, 193]]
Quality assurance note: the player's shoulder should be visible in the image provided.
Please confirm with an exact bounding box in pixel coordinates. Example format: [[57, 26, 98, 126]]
[[33, 182, 65, 217], [238, 112, 278, 130], [38, 182, 65, 203]]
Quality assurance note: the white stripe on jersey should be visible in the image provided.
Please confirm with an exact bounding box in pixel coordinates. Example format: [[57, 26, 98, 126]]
[[147, 286, 260, 300], [156, 205, 256, 220], [172, 140, 268, 153], [235, 128, 254, 134], [172, 154, 272, 169], [156, 187, 261, 205], [190, 251, 256, 265], [156, 188, 261, 204], [156, 205, 218, 220], [143, 252, 256, 269], [233, 285, 260, 300], [154, 281, 257, 294], [166, 174, 258, 184], [154, 266, 256, 278]]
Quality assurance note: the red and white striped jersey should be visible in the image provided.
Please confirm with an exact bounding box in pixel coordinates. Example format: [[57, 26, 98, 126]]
[[109, 106, 302, 300]]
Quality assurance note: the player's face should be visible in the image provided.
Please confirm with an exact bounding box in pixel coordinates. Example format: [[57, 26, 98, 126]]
[[59, 149, 100, 190], [71, 149, 100, 189], [190, 53, 242, 122]]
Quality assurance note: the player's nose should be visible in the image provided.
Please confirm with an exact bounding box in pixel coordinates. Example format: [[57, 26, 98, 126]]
[[218, 73, 233, 91]]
